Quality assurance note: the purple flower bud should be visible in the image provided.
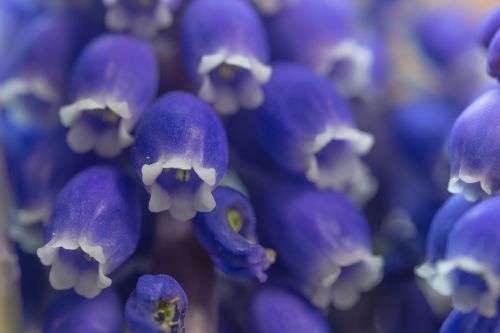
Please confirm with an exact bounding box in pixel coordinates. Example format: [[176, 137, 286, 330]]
[[104, 0, 182, 38], [60, 34, 158, 158], [125, 274, 188, 333], [247, 287, 331, 333], [0, 15, 87, 127], [426, 196, 500, 317], [131, 92, 228, 221], [416, 194, 476, 285], [15, 130, 94, 226], [36, 166, 141, 298], [192, 187, 275, 282], [440, 309, 500, 333], [478, 5, 500, 48], [416, 9, 475, 67], [256, 185, 383, 309], [487, 31, 500, 81], [254, 64, 374, 199], [448, 87, 500, 200], [43, 289, 122, 333], [180, 0, 271, 114], [267, 0, 373, 96]]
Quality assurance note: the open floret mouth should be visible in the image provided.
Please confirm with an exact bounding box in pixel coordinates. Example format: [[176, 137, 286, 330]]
[[448, 172, 492, 201], [311, 251, 384, 309], [317, 39, 374, 96], [197, 50, 272, 114], [428, 256, 500, 318], [105, 0, 174, 38], [305, 126, 374, 191], [141, 157, 217, 220], [16, 202, 52, 226], [59, 97, 134, 157], [0, 77, 60, 124], [37, 237, 111, 298]]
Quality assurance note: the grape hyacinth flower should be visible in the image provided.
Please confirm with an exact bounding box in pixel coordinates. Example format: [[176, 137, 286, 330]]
[[192, 187, 275, 282], [15, 130, 93, 226], [247, 287, 331, 333], [126, 274, 188, 333], [43, 289, 122, 333], [440, 309, 500, 333], [416, 194, 476, 285], [267, 0, 373, 96], [104, 0, 182, 38], [424, 196, 500, 317], [478, 5, 500, 48], [448, 87, 500, 200], [180, 0, 271, 114], [132, 92, 228, 220], [36, 166, 141, 298], [254, 63, 374, 199], [487, 32, 500, 81], [0, 15, 85, 127], [256, 185, 383, 309], [60, 34, 158, 158], [416, 9, 475, 68]]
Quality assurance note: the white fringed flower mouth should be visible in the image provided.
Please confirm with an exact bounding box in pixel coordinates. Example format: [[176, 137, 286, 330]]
[[448, 172, 491, 202], [197, 50, 272, 114], [317, 39, 374, 97], [424, 256, 500, 318], [104, 0, 175, 38], [311, 250, 384, 309], [0, 77, 60, 125], [305, 126, 374, 192], [252, 0, 297, 15], [59, 97, 134, 158], [141, 156, 217, 220], [37, 237, 112, 299]]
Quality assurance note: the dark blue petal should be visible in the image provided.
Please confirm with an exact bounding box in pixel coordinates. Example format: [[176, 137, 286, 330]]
[[267, 0, 372, 96], [428, 196, 500, 317], [181, 0, 270, 114], [255, 184, 383, 309], [125, 274, 188, 333], [132, 91, 228, 220], [247, 287, 331, 333], [254, 63, 374, 199], [0, 14, 91, 127], [43, 289, 122, 333], [448, 87, 500, 200], [440, 309, 500, 333], [36, 166, 141, 298], [193, 187, 274, 282], [478, 5, 500, 48], [60, 34, 158, 158], [487, 31, 500, 81]]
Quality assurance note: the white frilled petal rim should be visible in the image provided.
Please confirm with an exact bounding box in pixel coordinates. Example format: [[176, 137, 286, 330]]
[[305, 126, 375, 191], [105, 0, 174, 38], [36, 237, 111, 299], [317, 39, 374, 96], [197, 50, 272, 114], [312, 251, 384, 309], [252, 0, 297, 15], [59, 97, 134, 158], [417, 257, 500, 318], [16, 202, 52, 226], [141, 156, 217, 221], [448, 172, 491, 202]]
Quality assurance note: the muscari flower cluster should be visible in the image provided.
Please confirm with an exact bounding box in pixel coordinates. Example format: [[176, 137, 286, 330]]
[[1, 0, 500, 332]]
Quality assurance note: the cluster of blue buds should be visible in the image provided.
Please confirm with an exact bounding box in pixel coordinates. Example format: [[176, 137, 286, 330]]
[[2, 0, 500, 332]]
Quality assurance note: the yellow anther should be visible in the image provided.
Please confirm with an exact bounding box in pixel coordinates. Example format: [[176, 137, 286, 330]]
[[227, 208, 243, 233]]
